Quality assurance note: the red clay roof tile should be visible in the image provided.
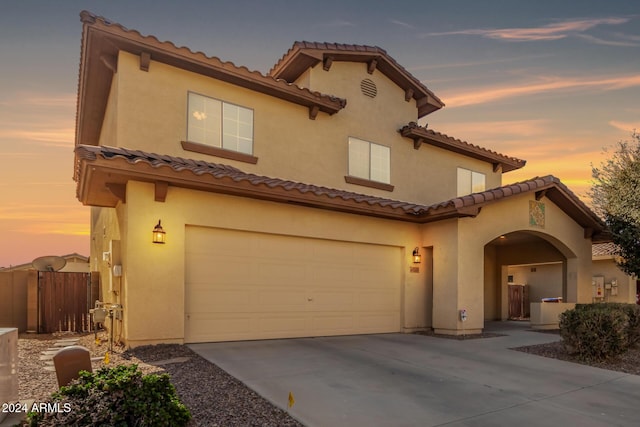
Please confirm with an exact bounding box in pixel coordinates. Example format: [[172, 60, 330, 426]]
[[75, 145, 605, 237], [399, 122, 525, 172], [269, 41, 444, 117]]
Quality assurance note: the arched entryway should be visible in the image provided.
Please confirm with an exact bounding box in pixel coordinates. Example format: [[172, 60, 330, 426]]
[[483, 230, 577, 323]]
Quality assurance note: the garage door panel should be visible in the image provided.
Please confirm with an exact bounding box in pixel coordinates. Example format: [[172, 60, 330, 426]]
[[188, 256, 252, 284], [186, 288, 251, 312], [257, 290, 308, 311], [311, 314, 355, 334], [311, 242, 355, 262], [259, 315, 309, 335], [309, 291, 355, 311], [354, 265, 399, 286], [185, 226, 401, 343], [186, 312, 254, 342], [256, 262, 306, 285], [356, 313, 398, 332], [357, 291, 400, 311], [312, 264, 356, 284]]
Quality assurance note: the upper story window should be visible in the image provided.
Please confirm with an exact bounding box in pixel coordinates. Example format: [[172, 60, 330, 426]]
[[457, 168, 486, 196], [187, 92, 254, 155], [348, 137, 391, 184]]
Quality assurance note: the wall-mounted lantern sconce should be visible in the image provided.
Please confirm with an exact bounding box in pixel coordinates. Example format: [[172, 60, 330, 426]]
[[412, 247, 421, 264], [152, 220, 166, 244]]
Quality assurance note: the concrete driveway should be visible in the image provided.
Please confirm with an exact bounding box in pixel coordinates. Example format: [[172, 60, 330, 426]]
[[189, 322, 640, 426]]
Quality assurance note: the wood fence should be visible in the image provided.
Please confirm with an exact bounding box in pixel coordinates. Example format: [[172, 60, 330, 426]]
[[38, 272, 92, 333]]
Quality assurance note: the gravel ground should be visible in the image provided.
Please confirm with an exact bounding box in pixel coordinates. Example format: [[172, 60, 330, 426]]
[[513, 330, 640, 375], [17, 331, 303, 427]]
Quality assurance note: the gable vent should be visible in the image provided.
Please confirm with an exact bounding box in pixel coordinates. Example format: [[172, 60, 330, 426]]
[[360, 78, 377, 98]]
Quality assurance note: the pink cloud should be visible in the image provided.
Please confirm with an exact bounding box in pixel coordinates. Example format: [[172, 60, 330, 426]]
[[426, 17, 630, 41]]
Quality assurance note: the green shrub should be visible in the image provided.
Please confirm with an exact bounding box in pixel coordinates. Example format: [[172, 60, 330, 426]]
[[559, 303, 640, 362], [28, 364, 191, 427]]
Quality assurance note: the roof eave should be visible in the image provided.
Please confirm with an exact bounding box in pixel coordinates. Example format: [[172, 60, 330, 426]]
[[76, 12, 345, 147], [399, 123, 526, 172], [74, 145, 427, 223], [270, 43, 444, 117]]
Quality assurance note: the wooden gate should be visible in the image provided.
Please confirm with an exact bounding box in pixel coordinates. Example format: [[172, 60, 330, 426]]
[[38, 272, 91, 333], [508, 284, 530, 320]]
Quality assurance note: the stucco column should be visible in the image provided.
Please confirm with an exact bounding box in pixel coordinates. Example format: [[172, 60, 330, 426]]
[[123, 181, 186, 346], [565, 250, 593, 303], [428, 220, 483, 335]]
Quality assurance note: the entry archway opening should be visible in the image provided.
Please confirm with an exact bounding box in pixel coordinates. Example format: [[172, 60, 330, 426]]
[[483, 231, 573, 323]]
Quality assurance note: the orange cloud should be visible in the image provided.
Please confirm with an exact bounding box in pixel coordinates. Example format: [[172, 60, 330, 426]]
[[608, 120, 640, 132], [0, 128, 74, 146], [409, 54, 553, 72], [433, 119, 547, 139], [1, 93, 76, 108], [443, 74, 640, 108]]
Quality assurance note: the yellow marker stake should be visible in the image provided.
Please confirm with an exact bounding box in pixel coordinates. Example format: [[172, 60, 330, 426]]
[[104, 351, 110, 364], [288, 391, 295, 409]]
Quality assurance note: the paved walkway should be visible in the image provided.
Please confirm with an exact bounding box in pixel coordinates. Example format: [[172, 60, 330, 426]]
[[190, 322, 640, 426]]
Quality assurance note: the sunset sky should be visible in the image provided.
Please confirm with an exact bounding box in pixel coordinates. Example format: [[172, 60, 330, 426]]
[[1, 0, 639, 267]]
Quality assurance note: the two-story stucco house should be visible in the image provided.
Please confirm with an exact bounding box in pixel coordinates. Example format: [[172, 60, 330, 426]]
[[74, 11, 608, 347]]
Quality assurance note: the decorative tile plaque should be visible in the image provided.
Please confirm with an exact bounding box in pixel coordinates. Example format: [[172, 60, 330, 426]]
[[529, 200, 545, 228]]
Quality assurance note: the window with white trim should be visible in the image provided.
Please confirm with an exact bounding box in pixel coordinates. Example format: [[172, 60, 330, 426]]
[[348, 137, 391, 184], [457, 168, 485, 196], [187, 92, 253, 155]]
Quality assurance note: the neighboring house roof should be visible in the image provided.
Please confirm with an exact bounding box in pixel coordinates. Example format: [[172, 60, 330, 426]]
[[0, 253, 89, 272], [76, 11, 346, 147], [399, 122, 526, 173], [593, 242, 619, 258], [74, 145, 607, 240], [269, 41, 444, 118]]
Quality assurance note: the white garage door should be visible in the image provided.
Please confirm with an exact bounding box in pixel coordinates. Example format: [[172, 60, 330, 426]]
[[184, 226, 401, 343]]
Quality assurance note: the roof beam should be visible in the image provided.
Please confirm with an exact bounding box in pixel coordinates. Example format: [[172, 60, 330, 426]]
[[106, 183, 126, 203], [323, 55, 334, 71], [308, 105, 320, 120], [405, 88, 414, 102], [154, 181, 168, 202], [139, 52, 151, 71], [367, 59, 378, 75]]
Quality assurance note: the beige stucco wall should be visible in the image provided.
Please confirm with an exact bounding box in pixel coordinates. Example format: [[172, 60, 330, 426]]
[[90, 205, 125, 339], [88, 51, 600, 344], [89, 179, 596, 343], [108, 181, 431, 346], [423, 192, 594, 334], [592, 258, 636, 303], [107, 52, 500, 207], [508, 263, 564, 302]]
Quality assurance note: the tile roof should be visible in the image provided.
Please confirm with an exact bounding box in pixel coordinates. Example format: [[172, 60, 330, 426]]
[[269, 41, 444, 118], [418, 176, 606, 237], [75, 145, 606, 239], [592, 242, 619, 257], [74, 145, 426, 217], [77, 11, 346, 146], [399, 122, 526, 172]]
